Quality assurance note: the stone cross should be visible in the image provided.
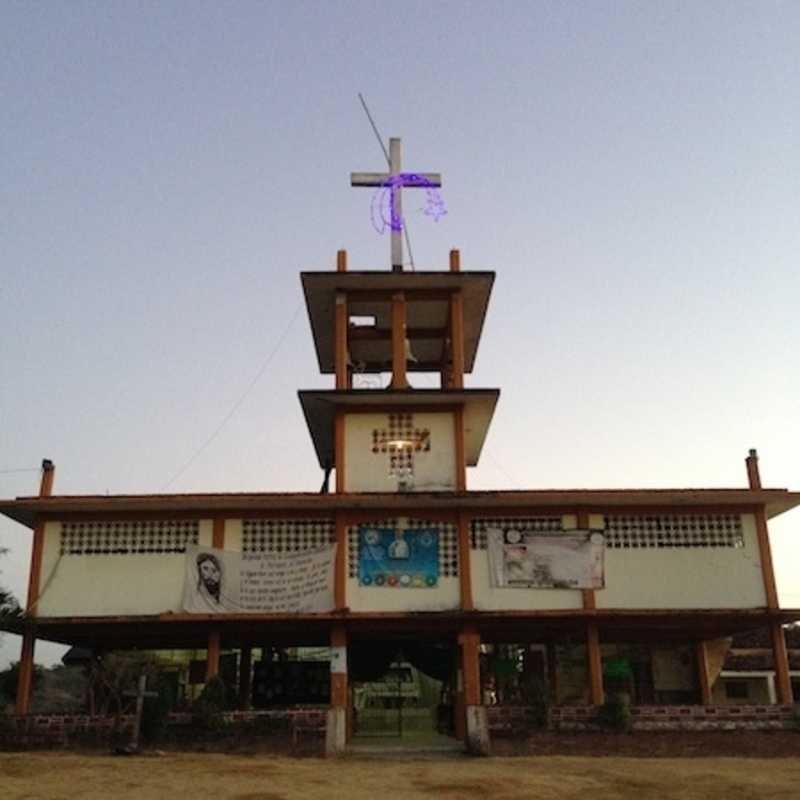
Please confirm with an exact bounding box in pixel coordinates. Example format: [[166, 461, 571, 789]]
[[351, 138, 442, 272], [123, 674, 158, 752]]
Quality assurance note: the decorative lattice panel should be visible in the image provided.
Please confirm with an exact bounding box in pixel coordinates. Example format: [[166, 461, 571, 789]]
[[470, 516, 563, 550], [60, 520, 199, 555], [347, 519, 458, 579], [371, 413, 431, 480], [242, 519, 335, 553], [604, 514, 744, 549]]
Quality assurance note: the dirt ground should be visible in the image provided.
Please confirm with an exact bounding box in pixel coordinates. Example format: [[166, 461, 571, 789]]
[[2, 751, 800, 800]]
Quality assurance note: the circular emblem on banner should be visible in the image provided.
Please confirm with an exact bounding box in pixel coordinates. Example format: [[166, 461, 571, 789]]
[[413, 575, 424, 587], [425, 575, 437, 587], [361, 575, 372, 586], [505, 529, 522, 544], [400, 574, 411, 586], [590, 533, 605, 545], [387, 575, 398, 587], [419, 532, 434, 547], [365, 530, 380, 545], [374, 574, 386, 586]]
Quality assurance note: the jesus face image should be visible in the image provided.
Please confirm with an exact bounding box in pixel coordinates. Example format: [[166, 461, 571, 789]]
[[197, 553, 222, 603]]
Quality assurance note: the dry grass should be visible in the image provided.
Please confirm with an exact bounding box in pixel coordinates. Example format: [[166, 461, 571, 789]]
[[2, 752, 800, 800]]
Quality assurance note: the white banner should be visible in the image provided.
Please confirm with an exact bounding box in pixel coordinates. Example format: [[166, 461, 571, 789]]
[[487, 529, 604, 589], [182, 544, 336, 613]]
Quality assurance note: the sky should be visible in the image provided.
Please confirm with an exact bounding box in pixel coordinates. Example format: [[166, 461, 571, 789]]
[[1, 1, 799, 668]]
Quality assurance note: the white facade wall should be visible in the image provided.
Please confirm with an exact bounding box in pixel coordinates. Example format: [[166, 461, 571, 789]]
[[36, 520, 212, 617], [595, 514, 766, 610], [343, 412, 456, 492]]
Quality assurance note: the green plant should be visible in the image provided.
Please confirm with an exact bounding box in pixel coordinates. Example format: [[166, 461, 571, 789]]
[[141, 677, 175, 743], [192, 675, 227, 731], [596, 691, 632, 732], [520, 674, 549, 729]]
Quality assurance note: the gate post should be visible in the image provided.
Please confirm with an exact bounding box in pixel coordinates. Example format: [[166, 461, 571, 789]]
[[459, 625, 489, 755], [326, 625, 348, 755]]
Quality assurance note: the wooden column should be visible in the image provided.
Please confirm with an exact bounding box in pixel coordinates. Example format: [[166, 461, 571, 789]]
[[449, 291, 465, 389], [330, 626, 348, 709], [390, 291, 408, 389], [577, 512, 596, 611], [334, 410, 346, 493], [206, 631, 221, 681], [454, 407, 467, 491], [771, 621, 793, 705], [459, 626, 481, 707], [16, 459, 55, 715], [449, 249, 461, 272], [586, 622, 604, 705], [238, 646, 252, 710], [457, 511, 473, 611], [746, 450, 780, 610], [334, 512, 347, 611], [212, 516, 225, 549], [695, 641, 712, 705], [335, 292, 349, 390], [336, 249, 347, 273]]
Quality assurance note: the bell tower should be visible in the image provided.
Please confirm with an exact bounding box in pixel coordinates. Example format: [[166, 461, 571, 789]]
[[299, 139, 499, 493]]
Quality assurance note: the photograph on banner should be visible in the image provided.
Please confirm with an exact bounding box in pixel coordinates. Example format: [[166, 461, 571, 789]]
[[358, 526, 439, 587], [182, 544, 336, 613], [487, 529, 604, 589]]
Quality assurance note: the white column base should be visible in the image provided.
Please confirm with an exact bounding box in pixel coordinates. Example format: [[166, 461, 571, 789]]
[[325, 707, 347, 756], [465, 705, 490, 756]]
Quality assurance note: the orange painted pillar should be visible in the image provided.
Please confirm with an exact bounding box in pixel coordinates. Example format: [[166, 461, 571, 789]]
[[695, 641, 712, 705], [336, 249, 347, 273], [390, 291, 408, 389], [206, 631, 221, 681], [459, 625, 489, 754], [586, 623, 604, 706], [16, 459, 55, 715], [771, 622, 793, 705], [328, 626, 348, 754]]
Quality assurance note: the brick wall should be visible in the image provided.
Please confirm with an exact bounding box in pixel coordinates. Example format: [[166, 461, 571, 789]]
[[489, 704, 796, 733], [3, 708, 326, 748]]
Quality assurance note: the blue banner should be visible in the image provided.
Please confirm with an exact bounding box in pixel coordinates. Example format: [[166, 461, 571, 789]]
[[358, 527, 439, 588]]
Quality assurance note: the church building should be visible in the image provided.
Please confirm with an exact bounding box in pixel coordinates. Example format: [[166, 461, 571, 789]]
[[2, 140, 799, 754]]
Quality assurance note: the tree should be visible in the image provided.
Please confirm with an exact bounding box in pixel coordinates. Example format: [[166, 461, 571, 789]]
[[0, 546, 21, 631]]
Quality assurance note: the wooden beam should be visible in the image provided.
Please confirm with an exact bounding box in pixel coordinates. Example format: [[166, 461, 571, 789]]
[[39, 460, 55, 498], [695, 641, 712, 705], [459, 625, 481, 707], [14, 631, 36, 715], [348, 326, 448, 341], [345, 288, 456, 303], [586, 622, 604, 705], [25, 460, 54, 617], [457, 511, 473, 611], [771, 621, 793, 704], [335, 293, 348, 390], [212, 517, 225, 549], [449, 290, 464, 389], [754, 506, 780, 610], [334, 513, 347, 611], [334, 411, 346, 493], [238, 646, 252, 710], [577, 512, 596, 611], [390, 291, 408, 389], [454, 407, 466, 491], [206, 630, 221, 680]]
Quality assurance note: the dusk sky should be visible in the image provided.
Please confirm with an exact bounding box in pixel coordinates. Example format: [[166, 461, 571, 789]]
[[1, 2, 799, 667]]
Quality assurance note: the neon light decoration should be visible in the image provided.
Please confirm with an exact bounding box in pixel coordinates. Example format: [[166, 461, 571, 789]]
[[370, 173, 447, 234]]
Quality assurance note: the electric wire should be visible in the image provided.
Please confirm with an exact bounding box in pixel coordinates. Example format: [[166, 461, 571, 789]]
[[161, 304, 302, 490]]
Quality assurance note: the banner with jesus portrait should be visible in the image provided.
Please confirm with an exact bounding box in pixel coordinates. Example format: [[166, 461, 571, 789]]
[[182, 544, 336, 613]]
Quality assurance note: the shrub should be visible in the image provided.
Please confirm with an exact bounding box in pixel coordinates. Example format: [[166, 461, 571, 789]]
[[596, 691, 632, 732], [141, 678, 175, 744], [192, 676, 227, 731]]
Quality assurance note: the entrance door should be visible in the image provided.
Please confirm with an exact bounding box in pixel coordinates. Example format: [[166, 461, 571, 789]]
[[349, 640, 457, 745]]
